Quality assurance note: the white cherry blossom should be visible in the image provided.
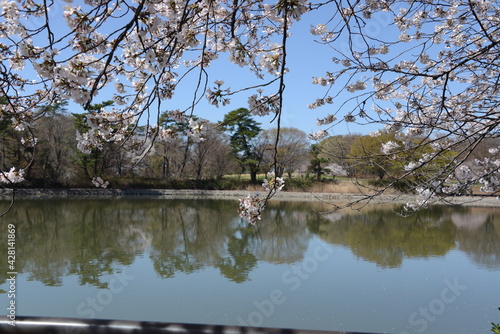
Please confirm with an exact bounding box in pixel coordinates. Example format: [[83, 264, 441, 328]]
[[0, 167, 25, 184]]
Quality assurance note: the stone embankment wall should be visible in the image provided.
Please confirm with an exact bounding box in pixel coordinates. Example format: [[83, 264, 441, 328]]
[[0, 188, 406, 202], [1, 188, 499, 207]]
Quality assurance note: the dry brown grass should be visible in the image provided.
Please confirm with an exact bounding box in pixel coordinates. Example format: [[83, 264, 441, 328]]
[[307, 181, 365, 194], [244, 183, 265, 192], [244, 179, 403, 195], [306, 180, 401, 194]]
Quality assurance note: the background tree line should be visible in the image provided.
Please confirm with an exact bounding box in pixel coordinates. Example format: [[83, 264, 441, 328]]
[[0, 103, 310, 188], [2, 101, 495, 190]]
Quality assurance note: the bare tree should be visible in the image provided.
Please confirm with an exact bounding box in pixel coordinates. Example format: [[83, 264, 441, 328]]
[[203, 132, 238, 180], [259, 127, 310, 178], [150, 137, 186, 181], [35, 104, 77, 185], [189, 124, 232, 180], [319, 134, 359, 177]]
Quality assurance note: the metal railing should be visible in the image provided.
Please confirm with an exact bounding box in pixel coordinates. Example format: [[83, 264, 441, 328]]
[[0, 316, 381, 334]]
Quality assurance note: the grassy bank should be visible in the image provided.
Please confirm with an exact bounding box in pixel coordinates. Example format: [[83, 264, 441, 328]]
[[9, 174, 491, 196], [10, 174, 404, 195]]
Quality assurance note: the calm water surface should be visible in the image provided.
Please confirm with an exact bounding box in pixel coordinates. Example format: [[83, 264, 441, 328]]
[[0, 198, 499, 333]]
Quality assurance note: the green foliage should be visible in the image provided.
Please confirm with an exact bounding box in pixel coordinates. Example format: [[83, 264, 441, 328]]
[[284, 177, 324, 191], [221, 108, 262, 182], [349, 132, 401, 179], [308, 144, 329, 181], [492, 308, 500, 334], [349, 131, 457, 184], [0, 112, 12, 134], [318, 205, 457, 268], [72, 101, 115, 178], [40, 100, 69, 115], [83, 100, 114, 112], [367, 178, 415, 193]]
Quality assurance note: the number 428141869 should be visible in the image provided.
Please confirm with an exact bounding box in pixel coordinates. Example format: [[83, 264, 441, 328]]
[[7, 223, 15, 270]]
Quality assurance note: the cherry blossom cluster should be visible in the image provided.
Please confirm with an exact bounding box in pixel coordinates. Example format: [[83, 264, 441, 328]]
[[316, 114, 336, 126], [2, 0, 306, 131], [91, 176, 109, 189], [0, 95, 49, 133], [308, 129, 328, 141], [262, 172, 285, 193], [156, 127, 177, 143], [474, 157, 500, 193], [206, 80, 231, 108], [308, 97, 334, 110], [247, 90, 280, 116], [308, 130, 330, 141], [0, 168, 25, 184], [187, 118, 208, 143], [310, 24, 335, 42], [75, 109, 136, 154], [405, 187, 435, 211], [20, 136, 38, 148], [1, 0, 310, 212], [380, 141, 400, 155], [238, 193, 265, 225], [238, 172, 285, 224], [308, 0, 500, 202]]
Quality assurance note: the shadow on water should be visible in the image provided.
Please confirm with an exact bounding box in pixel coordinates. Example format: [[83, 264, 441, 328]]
[[0, 198, 499, 288]]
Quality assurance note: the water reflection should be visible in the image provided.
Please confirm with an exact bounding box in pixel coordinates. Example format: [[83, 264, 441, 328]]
[[317, 205, 458, 268], [453, 207, 500, 269], [0, 199, 499, 288], [317, 204, 500, 269]]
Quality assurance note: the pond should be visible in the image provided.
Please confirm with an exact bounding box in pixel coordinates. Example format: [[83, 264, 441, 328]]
[[0, 198, 499, 333]]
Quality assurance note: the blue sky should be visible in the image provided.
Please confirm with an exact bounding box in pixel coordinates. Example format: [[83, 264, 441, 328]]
[[69, 25, 349, 136], [154, 7, 395, 137], [152, 12, 387, 136], [61, 3, 395, 137]]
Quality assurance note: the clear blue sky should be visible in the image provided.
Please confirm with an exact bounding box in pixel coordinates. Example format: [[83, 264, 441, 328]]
[[157, 13, 384, 136], [65, 6, 394, 137]]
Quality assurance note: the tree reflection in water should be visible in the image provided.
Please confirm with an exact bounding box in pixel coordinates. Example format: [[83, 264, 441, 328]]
[[0, 199, 499, 288]]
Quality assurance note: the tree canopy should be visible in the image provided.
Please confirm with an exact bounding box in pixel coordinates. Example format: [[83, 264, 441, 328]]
[[2, 0, 500, 221], [221, 107, 262, 183]]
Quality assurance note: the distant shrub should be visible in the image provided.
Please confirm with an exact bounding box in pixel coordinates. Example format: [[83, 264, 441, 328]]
[[367, 178, 414, 193], [284, 177, 326, 191]]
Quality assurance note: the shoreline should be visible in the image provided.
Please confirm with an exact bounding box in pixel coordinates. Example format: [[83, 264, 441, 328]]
[[1, 188, 500, 207]]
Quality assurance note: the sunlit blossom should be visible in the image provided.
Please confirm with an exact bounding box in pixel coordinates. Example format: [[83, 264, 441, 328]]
[[238, 173, 285, 225], [381, 141, 399, 155], [308, 130, 328, 141], [92, 176, 109, 188], [0, 167, 25, 184]]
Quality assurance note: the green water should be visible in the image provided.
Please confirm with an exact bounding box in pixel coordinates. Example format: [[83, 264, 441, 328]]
[[0, 198, 499, 333]]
